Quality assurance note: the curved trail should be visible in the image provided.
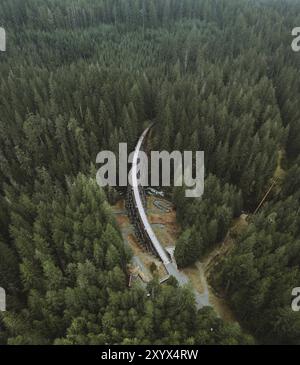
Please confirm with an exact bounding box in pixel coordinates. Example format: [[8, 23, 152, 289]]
[[128, 125, 209, 308]]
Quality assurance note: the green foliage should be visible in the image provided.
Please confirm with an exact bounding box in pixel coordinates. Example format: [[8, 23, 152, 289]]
[[0, 0, 299, 345], [213, 167, 300, 344], [174, 175, 242, 265], [174, 228, 202, 268]]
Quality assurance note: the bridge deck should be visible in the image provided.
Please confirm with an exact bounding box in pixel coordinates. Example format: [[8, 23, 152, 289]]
[[131, 126, 171, 265], [129, 125, 208, 308]]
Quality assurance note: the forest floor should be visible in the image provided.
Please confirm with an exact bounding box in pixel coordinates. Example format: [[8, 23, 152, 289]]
[[112, 199, 168, 284], [112, 196, 241, 322], [179, 215, 249, 323]]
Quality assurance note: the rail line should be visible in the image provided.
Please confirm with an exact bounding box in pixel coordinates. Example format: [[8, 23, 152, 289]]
[[131, 126, 171, 265], [126, 125, 209, 308]]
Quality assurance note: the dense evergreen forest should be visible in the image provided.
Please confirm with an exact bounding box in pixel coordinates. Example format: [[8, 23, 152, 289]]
[[0, 0, 299, 345]]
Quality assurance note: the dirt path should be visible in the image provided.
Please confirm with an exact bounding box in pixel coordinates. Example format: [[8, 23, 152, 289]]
[[201, 215, 249, 321], [112, 196, 246, 322]]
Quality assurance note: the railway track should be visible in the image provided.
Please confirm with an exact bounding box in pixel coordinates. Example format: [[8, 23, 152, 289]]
[[126, 125, 209, 308]]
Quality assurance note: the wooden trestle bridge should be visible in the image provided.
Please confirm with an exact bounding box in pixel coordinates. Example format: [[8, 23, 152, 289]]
[[125, 125, 209, 308]]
